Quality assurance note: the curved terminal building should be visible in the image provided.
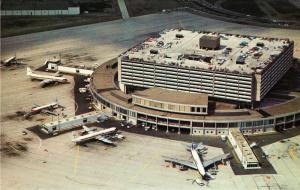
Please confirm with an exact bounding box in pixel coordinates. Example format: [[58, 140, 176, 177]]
[[90, 29, 300, 136], [132, 88, 208, 115]]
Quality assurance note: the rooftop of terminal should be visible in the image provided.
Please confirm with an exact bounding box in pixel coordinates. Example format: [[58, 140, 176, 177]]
[[132, 87, 208, 106], [121, 29, 292, 75]]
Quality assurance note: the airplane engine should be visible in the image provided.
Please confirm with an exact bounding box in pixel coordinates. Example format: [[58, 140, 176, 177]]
[[179, 165, 188, 171]]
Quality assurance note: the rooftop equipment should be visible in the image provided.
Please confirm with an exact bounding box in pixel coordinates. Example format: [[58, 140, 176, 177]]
[[240, 41, 248, 47], [199, 35, 220, 50], [236, 56, 246, 64], [176, 34, 184, 38], [150, 49, 158, 54], [257, 42, 265, 47]]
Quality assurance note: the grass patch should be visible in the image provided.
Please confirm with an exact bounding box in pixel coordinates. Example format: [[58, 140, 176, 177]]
[[221, 0, 265, 17], [125, 0, 182, 17], [205, 0, 219, 5], [269, 0, 300, 14], [1, 0, 121, 37], [1, 14, 121, 37]]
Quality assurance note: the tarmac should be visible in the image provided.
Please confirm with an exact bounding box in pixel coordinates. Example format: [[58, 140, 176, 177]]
[[1, 11, 300, 63], [1, 11, 300, 190], [262, 135, 300, 189]]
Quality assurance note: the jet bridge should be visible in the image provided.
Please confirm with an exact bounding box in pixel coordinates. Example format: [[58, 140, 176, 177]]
[[40, 111, 112, 135], [47, 63, 94, 76], [228, 128, 261, 169]]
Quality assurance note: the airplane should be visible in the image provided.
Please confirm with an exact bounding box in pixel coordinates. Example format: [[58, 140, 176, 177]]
[[26, 67, 68, 87], [72, 126, 124, 145], [1, 56, 21, 66], [24, 101, 65, 118], [163, 142, 231, 182]]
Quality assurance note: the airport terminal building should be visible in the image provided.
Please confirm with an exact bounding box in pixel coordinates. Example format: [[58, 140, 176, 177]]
[[118, 29, 294, 105], [90, 29, 300, 136]]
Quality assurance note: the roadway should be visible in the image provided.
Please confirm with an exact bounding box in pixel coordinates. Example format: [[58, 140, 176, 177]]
[[117, 0, 130, 19]]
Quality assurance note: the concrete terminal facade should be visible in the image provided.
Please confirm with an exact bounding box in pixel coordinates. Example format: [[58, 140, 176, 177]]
[[118, 29, 294, 105]]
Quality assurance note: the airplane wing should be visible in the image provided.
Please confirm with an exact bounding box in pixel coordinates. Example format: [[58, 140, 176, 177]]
[[40, 79, 54, 87], [94, 136, 114, 144], [202, 153, 230, 168], [54, 71, 62, 77], [24, 112, 32, 118], [41, 109, 58, 116], [57, 104, 65, 109], [163, 156, 197, 170], [33, 104, 40, 108]]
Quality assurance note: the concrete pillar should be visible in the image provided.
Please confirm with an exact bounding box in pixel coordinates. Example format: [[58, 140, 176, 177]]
[[155, 117, 158, 131], [166, 119, 169, 133], [215, 122, 217, 135], [124, 84, 127, 94], [177, 120, 181, 134], [227, 122, 229, 135], [293, 114, 296, 128]]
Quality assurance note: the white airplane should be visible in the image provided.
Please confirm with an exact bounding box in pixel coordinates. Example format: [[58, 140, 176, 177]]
[[72, 126, 124, 145], [1, 56, 21, 66], [3, 56, 16, 65], [164, 143, 231, 182], [24, 101, 65, 118], [26, 67, 68, 87]]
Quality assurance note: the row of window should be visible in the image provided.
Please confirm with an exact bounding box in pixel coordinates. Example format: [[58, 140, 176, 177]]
[[122, 76, 251, 93], [121, 69, 252, 87], [191, 107, 207, 113], [261, 52, 292, 81], [121, 64, 253, 84], [123, 81, 252, 102], [121, 74, 252, 93], [246, 163, 260, 168], [260, 57, 291, 98], [132, 97, 207, 114], [122, 79, 252, 99], [121, 61, 251, 79]]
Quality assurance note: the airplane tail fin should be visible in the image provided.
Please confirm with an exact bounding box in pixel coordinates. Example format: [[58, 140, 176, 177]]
[[26, 67, 32, 75]]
